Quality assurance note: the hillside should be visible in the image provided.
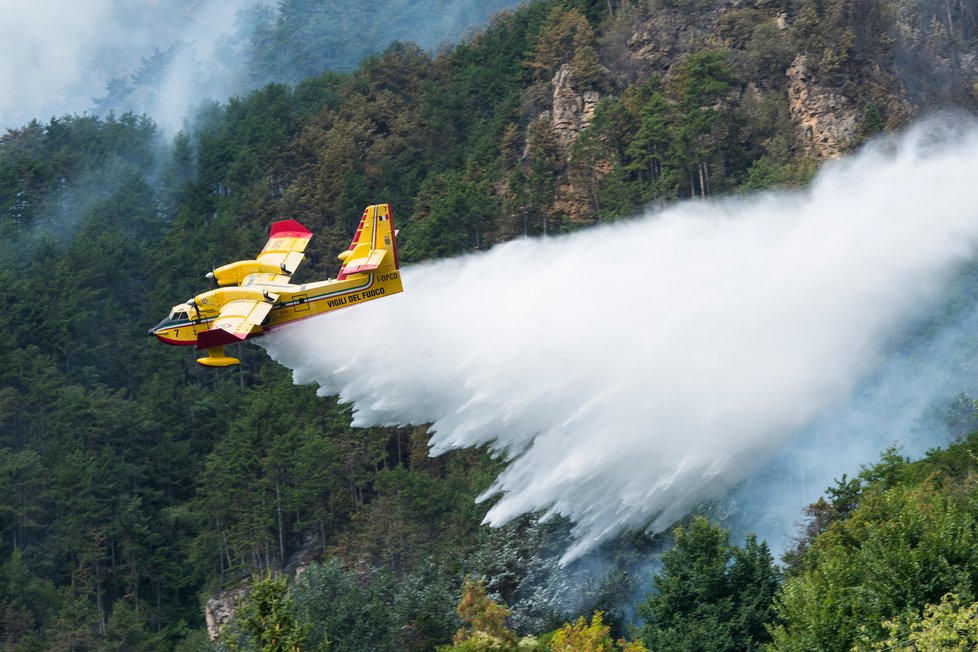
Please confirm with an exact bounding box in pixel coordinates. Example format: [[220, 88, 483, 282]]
[[1, 0, 978, 650]]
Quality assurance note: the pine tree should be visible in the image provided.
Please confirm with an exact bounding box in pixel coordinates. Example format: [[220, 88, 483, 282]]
[[638, 517, 779, 652]]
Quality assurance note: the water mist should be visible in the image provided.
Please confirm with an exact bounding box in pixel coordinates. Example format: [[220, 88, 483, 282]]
[[264, 116, 978, 564]]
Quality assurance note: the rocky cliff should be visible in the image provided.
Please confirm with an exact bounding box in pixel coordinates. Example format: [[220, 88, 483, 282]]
[[536, 0, 975, 181], [205, 587, 249, 641], [785, 54, 859, 158]]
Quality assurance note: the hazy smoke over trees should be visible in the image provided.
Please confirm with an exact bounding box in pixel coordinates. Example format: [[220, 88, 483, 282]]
[[0, 0, 528, 132]]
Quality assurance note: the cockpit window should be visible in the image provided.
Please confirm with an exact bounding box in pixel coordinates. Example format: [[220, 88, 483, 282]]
[[170, 311, 189, 321]]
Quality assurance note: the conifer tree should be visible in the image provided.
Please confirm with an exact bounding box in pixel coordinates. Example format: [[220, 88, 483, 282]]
[[639, 517, 779, 652]]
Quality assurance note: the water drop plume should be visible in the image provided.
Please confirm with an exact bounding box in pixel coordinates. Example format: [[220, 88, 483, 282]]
[[263, 116, 978, 564]]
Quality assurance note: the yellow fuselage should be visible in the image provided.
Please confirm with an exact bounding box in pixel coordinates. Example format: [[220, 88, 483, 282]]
[[152, 270, 403, 347]]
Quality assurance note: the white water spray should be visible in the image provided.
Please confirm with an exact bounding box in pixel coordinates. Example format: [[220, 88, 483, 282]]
[[264, 117, 978, 564]]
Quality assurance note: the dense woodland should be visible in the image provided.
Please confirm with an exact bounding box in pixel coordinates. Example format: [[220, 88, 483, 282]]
[[3, 0, 978, 649]]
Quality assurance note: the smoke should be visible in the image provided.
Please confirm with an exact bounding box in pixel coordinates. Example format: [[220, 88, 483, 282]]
[[0, 0, 259, 131], [0, 0, 530, 133], [263, 116, 978, 564], [0, 0, 116, 128], [722, 243, 978, 555]]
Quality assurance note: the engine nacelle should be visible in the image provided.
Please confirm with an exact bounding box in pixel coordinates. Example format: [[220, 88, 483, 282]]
[[188, 287, 278, 316], [207, 259, 285, 286]]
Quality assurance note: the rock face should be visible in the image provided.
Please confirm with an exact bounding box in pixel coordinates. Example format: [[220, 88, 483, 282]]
[[550, 63, 601, 159], [205, 586, 249, 642], [621, 6, 862, 161], [623, 5, 897, 163], [786, 54, 859, 159], [548, 63, 603, 224], [203, 537, 319, 643], [624, 0, 739, 75]]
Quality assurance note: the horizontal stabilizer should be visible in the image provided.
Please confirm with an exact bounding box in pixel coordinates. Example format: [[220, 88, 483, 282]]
[[341, 248, 387, 276]]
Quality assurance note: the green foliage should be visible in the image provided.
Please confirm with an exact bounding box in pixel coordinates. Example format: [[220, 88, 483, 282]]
[[625, 80, 671, 190], [224, 573, 314, 652], [739, 157, 794, 191], [452, 578, 518, 648], [746, 19, 794, 80], [858, 103, 886, 141], [103, 599, 165, 652], [0, 549, 58, 647], [567, 96, 631, 218], [401, 173, 499, 260], [438, 586, 650, 651], [288, 559, 391, 651], [570, 45, 782, 216], [852, 592, 978, 651], [526, 6, 597, 81], [769, 434, 978, 651], [638, 517, 779, 652], [549, 612, 647, 651], [439, 578, 552, 652], [286, 557, 462, 651]]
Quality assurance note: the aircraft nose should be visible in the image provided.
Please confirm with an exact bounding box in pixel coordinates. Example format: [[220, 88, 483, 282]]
[[147, 328, 155, 336]]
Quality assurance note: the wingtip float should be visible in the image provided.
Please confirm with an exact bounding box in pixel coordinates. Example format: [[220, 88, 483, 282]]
[[149, 204, 403, 367]]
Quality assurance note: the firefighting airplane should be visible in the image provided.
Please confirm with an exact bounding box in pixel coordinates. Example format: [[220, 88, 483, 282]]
[[149, 204, 403, 367]]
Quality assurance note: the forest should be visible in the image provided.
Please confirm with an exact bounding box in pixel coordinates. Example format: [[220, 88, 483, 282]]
[[3, 0, 978, 649]]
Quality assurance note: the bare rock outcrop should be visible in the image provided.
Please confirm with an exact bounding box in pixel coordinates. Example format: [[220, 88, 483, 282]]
[[786, 55, 859, 159], [548, 63, 604, 224], [550, 63, 601, 159], [205, 586, 249, 642], [624, 0, 742, 76]]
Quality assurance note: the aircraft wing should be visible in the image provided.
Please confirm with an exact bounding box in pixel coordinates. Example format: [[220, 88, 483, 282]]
[[196, 298, 275, 349], [256, 219, 313, 282], [208, 219, 314, 287]]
